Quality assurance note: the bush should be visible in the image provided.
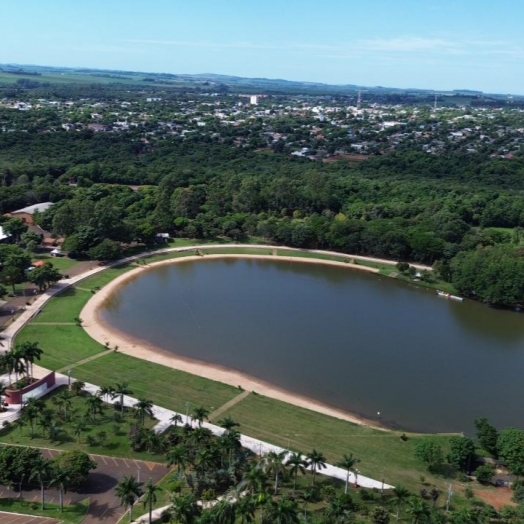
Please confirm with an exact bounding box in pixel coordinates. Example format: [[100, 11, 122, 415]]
[[475, 464, 495, 484]]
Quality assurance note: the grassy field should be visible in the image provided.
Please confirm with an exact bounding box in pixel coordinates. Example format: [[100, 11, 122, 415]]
[[0, 497, 89, 523], [32, 253, 79, 272], [70, 352, 240, 414]]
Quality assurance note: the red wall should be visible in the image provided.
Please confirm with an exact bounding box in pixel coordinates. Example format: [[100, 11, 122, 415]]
[[4, 372, 56, 404]]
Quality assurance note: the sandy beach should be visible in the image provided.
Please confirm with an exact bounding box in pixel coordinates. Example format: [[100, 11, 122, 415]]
[[80, 254, 384, 430]]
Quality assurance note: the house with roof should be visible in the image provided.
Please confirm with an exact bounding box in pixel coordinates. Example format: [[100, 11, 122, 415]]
[[5, 202, 53, 226]]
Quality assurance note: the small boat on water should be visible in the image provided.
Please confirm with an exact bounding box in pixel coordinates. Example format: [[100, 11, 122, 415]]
[[437, 290, 464, 302]]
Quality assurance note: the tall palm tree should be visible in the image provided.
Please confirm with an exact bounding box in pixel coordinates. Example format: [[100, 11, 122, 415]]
[[236, 494, 257, 524], [72, 420, 87, 444], [242, 465, 267, 495], [286, 451, 307, 490], [219, 429, 242, 465], [336, 453, 360, 494], [135, 398, 154, 426], [306, 449, 327, 486], [300, 487, 319, 519], [323, 494, 355, 524], [167, 445, 190, 474], [192, 406, 209, 427], [55, 390, 73, 419], [85, 394, 104, 421], [170, 413, 183, 429], [22, 397, 43, 438], [406, 497, 430, 524], [49, 468, 71, 513], [115, 475, 144, 522], [99, 385, 115, 402], [16, 341, 43, 380], [391, 486, 411, 520], [211, 498, 237, 524], [263, 498, 299, 524], [142, 478, 162, 524], [263, 450, 288, 495], [166, 493, 201, 524], [29, 457, 52, 510], [218, 415, 240, 431], [112, 381, 133, 414]]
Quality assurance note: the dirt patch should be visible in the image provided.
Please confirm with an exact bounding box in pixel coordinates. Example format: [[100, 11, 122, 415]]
[[475, 487, 514, 509]]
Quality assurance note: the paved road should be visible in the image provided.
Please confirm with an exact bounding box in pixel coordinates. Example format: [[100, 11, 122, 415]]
[[0, 513, 59, 524], [0, 450, 167, 524]]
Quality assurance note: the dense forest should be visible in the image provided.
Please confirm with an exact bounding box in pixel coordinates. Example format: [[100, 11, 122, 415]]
[[1, 96, 524, 307]]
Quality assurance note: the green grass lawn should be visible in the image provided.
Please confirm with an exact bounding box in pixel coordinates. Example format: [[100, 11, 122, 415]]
[[15, 324, 106, 370], [0, 386, 164, 461], [71, 352, 240, 414], [0, 498, 89, 524], [217, 393, 453, 493], [31, 287, 93, 323], [32, 253, 79, 272]]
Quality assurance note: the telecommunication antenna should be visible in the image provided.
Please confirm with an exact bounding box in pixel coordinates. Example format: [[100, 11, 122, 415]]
[[434, 94, 438, 110]]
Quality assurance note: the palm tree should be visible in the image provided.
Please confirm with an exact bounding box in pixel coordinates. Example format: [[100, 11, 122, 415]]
[[323, 494, 354, 524], [236, 494, 257, 524], [336, 453, 360, 494], [112, 381, 133, 414], [55, 390, 73, 419], [142, 478, 162, 524], [49, 468, 71, 513], [391, 486, 411, 520], [71, 380, 85, 396], [99, 385, 115, 402], [406, 497, 430, 524], [135, 397, 154, 426], [218, 415, 240, 431], [286, 451, 307, 490], [115, 475, 144, 522], [167, 444, 190, 474], [170, 413, 183, 429], [192, 406, 209, 427], [211, 498, 237, 524], [219, 428, 242, 465], [29, 457, 52, 510], [85, 394, 104, 421], [22, 397, 43, 438], [306, 449, 327, 486], [263, 498, 299, 524], [166, 493, 201, 524], [300, 487, 319, 519], [263, 450, 288, 495], [0, 381, 7, 407], [16, 341, 43, 380], [72, 420, 87, 444], [242, 465, 267, 495]]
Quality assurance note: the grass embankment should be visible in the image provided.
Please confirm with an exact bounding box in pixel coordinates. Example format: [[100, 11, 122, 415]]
[[13, 244, 458, 493], [0, 497, 89, 523]]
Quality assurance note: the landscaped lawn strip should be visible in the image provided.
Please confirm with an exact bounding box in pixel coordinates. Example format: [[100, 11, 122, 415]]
[[15, 324, 106, 370], [0, 498, 89, 524], [71, 352, 240, 415]]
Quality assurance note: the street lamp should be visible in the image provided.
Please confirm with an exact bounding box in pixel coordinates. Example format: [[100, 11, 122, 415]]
[[185, 401, 191, 426], [67, 368, 72, 389]]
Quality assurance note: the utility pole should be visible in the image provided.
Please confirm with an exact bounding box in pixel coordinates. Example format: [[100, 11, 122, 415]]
[[445, 483, 453, 511]]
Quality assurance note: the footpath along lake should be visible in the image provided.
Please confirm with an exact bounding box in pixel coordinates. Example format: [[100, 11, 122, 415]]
[[100, 257, 524, 434]]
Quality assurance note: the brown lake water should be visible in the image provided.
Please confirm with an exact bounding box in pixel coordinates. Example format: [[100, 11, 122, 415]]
[[100, 258, 524, 434]]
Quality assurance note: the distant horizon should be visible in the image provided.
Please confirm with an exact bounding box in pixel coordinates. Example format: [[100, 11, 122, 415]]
[[2, 61, 522, 98], [1, 1, 522, 95]]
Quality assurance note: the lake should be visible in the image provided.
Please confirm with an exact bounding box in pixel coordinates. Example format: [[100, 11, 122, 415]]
[[100, 257, 524, 433]]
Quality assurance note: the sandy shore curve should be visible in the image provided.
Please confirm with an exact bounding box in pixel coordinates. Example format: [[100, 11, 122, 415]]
[[80, 254, 385, 430]]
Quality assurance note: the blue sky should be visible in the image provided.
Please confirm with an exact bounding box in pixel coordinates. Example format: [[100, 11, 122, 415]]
[[2, 0, 523, 94]]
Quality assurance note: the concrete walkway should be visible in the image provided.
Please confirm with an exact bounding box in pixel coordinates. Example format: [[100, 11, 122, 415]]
[[208, 390, 250, 421]]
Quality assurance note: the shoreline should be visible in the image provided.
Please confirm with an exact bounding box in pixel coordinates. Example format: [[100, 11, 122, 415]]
[[81, 254, 386, 431]]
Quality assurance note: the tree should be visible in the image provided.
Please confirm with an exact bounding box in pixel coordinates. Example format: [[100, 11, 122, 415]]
[[336, 453, 360, 493], [475, 464, 494, 484], [323, 493, 355, 524], [143, 477, 162, 524], [372, 506, 391, 524], [113, 381, 133, 414], [192, 406, 209, 427], [16, 341, 43, 380], [170, 413, 183, 429], [306, 448, 327, 485], [166, 445, 190, 473], [3, 218, 28, 242], [447, 437, 475, 473], [211, 498, 237, 524], [391, 486, 411, 520], [28, 262, 62, 291], [52, 450, 97, 489], [71, 380, 85, 396], [414, 440, 444, 471], [474, 417, 498, 457], [29, 456, 52, 510], [236, 494, 256, 524], [242, 465, 267, 495], [498, 428, 524, 477], [22, 398, 43, 438], [135, 397, 154, 426], [263, 498, 299, 524], [263, 449, 288, 495], [49, 467, 71, 513], [86, 394, 104, 421], [406, 497, 430, 524], [88, 238, 122, 261], [165, 493, 201, 524], [115, 475, 144, 522], [218, 415, 240, 431], [286, 451, 307, 490]]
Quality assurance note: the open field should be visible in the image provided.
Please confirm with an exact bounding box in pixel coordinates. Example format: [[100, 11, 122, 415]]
[[32, 253, 79, 272]]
